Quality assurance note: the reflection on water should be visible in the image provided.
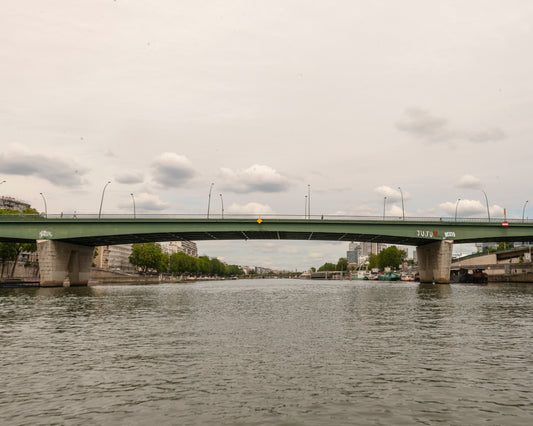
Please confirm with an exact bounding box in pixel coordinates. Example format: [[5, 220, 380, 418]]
[[1, 280, 532, 425]]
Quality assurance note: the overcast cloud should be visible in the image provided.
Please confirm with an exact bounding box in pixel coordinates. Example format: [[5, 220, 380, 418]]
[[2, 1, 533, 269], [0, 145, 87, 187], [219, 165, 290, 193], [151, 153, 196, 187]]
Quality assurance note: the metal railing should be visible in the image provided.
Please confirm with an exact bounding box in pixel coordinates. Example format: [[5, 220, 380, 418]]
[[0, 213, 532, 224]]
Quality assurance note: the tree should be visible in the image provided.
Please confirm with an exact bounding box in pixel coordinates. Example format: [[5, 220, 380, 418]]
[[377, 246, 407, 270], [0, 207, 39, 277], [318, 262, 336, 271], [129, 243, 166, 273], [336, 257, 348, 271]]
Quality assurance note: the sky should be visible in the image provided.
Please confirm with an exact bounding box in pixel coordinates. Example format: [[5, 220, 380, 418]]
[[2, 0, 533, 270]]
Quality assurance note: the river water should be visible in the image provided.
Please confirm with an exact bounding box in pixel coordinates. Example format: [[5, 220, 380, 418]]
[[1, 279, 532, 425]]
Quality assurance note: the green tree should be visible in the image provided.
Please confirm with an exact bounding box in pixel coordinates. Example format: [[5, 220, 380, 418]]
[[129, 243, 166, 273], [377, 246, 407, 270], [336, 257, 348, 271], [0, 207, 39, 277], [367, 253, 379, 269], [318, 262, 336, 271]]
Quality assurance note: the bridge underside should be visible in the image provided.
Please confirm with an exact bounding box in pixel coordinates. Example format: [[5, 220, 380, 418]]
[[58, 230, 432, 247]]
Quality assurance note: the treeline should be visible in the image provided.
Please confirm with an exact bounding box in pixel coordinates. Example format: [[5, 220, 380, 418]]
[[129, 243, 244, 276], [0, 207, 38, 277], [313, 246, 408, 272]]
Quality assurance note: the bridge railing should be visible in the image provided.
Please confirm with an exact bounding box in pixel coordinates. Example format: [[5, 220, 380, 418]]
[[0, 213, 531, 223]]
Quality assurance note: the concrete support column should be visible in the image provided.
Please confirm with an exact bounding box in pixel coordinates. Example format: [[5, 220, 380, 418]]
[[37, 240, 94, 287], [416, 240, 454, 284]]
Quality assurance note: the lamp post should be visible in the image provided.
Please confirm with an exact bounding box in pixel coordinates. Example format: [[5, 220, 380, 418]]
[[307, 184, 311, 219], [98, 181, 111, 219], [481, 190, 490, 222], [39, 192, 48, 218], [383, 196, 387, 220], [398, 187, 405, 220], [455, 198, 461, 221], [522, 200, 529, 223], [305, 195, 308, 219], [130, 193, 136, 219], [207, 182, 214, 218], [219, 193, 224, 219]]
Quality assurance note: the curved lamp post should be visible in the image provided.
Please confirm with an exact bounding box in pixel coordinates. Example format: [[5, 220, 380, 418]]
[[219, 193, 224, 219], [130, 193, 136, 219], [39, 192, 48, 218], [98, 181, 111, 219], [398, 187, 405, 220], [207, 183, 214, 218], [307, 184, 311, 219], [522, 200, 529, 223], [455, 198, 461, 221], [481, 190, 490, 222]]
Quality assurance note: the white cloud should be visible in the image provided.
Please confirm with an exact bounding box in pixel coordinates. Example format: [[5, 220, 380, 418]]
[[396, 108, 505, 145], [118, 192, 170, 212], [374, 185, 410, 202], [151, 153, 196, 187], [456, 174, 482, 189], [115, 171, 144, 184], [0, 145, 88, 187], [439, 199, 504, 218], [219, 164, 290, 193], [227, 202, 274, 215]]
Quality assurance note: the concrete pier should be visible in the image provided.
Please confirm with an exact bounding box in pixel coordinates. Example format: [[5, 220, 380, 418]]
[[37, 240, 94, 286], [417, 240, 453, 284]]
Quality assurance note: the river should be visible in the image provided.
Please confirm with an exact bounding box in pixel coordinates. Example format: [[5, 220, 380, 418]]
[[1, 279, 532, 425]]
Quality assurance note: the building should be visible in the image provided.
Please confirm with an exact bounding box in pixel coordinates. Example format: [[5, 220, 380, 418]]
[[162, 241, 198, 258], [347, 241, 362, 264], [94, 244, 135, 273], [0, 196, 31, 212]]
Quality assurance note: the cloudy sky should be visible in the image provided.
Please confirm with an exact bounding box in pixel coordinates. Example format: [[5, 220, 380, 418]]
[[2, 1, 532, 270]]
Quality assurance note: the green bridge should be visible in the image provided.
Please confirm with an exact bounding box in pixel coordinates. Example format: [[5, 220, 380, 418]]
[[2, 214, 532, 286]]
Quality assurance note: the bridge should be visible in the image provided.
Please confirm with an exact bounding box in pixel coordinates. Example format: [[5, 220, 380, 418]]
[[2, 214, 533, 286]]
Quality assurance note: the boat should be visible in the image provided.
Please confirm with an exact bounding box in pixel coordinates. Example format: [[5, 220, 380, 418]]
[[400, 273, 416, 281], [377, 272, 400, 281], [0, 278, 40, 288]]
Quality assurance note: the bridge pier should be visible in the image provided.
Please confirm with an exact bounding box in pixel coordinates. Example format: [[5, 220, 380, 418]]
[[37, 240, 94, 287], [416, 240, 453, 284]]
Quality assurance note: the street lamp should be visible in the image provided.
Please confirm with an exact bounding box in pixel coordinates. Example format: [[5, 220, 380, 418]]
[[219, 193, 224, 219], [481, 190, 490, 222], [207, 183, 214, 218], [40, 192, 48, 218], [522, 200, 529, 223], [398, 187, 405, 220], [383, 196, 387, 220], [130, 193, 136, 219], [455, 198, 461, 221], [305, 195, 308, 219], [307, 184, 311, 219], [98, 181, 111, 219]]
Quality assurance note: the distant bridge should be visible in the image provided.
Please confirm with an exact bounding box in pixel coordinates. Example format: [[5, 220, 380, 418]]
[[1, 214, 532, 286]]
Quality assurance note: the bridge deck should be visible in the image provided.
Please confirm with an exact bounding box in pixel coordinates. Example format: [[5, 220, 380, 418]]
[[1, 215, 533, 246]]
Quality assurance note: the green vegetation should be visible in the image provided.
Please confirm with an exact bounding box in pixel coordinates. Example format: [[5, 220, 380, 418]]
[[315, 247, 407, 272], [129, 242, 244, 277], [367, 246, 407, 270], [0, 207, 38, 277]]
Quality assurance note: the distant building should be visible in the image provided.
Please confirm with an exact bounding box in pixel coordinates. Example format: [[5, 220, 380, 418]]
[[0, 196, 31, 212], [95, 244, 135, 273], [347, 241, 362, 264], [162, 241, 198, 258]]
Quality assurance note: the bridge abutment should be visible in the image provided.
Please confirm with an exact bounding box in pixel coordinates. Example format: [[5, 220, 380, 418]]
[[37, 240, 94, 286], [416, 240, 453, 284]]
